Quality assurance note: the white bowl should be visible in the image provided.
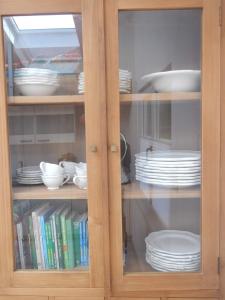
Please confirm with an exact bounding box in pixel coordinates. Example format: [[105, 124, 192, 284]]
[[142, 70, 201, 92], [16, 83, 59, 96]]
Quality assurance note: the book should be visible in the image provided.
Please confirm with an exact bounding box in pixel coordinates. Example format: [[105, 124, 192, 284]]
[[16, 222, 25, 269], [79, 213, 87, 266], [82, 214, 88, 266], [51, 205, 66, 269], [45, 221, 54, 269], [28, 215, 37, 268], [60, 207, 70, 269], [32, 203, 49, 269], [73, 214, 83, 266], [65, 211, 77, 269]]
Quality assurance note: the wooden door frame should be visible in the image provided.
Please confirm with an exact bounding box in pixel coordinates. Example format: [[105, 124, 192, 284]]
[[0, 0, 109, 290], [105, 0, 221, 295], [220, 0, 225, 299]]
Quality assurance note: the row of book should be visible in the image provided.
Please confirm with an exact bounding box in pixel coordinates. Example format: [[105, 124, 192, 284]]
[[14, 203, 88, 270]]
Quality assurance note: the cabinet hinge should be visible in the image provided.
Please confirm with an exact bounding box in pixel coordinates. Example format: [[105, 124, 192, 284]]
[[219, 6, 222, 27], [218, 257, 221, 274]]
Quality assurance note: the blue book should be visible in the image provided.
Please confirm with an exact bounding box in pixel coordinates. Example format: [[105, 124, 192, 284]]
[[83, 215, 88, 266], [79, 216, 84, 265]]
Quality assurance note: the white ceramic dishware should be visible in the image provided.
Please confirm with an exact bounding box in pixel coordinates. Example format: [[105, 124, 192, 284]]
[[141, 70, 201, 92], [74, 162, 87, 176], [145, 230, 200, 272], [40, 161, 64, 176], [73, 175, 87, 189], [41, 174, 70, 190], [16, 83, 59, 96], [59, 161, 77, 179]]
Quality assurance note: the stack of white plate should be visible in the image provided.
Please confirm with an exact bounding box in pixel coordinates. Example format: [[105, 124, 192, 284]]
[[16, 166, 42, 185], [14, 68, 59, 96], [135, 150, 201, 187], [145, 230, 200, 272], [78, 69, 132, 94], [119, 69, 132, 93]]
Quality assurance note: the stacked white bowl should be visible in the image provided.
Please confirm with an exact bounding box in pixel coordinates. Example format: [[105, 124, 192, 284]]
[[145, 230, 201, 272], [78, 69, 132, 94], [14, 68, 59, 96]]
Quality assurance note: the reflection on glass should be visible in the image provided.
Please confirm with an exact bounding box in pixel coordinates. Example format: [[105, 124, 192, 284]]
[[8, 104, 88, 271], [3, 14, 83, 96], [119, 10, 202, 273]]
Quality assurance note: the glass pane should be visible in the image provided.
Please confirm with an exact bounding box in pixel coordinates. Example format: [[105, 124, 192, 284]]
[[3, 14, 83, 97], [8, 104, 88, 271], [119, 10, 202, 273]]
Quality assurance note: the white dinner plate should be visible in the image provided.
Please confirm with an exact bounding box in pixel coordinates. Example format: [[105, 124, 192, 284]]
[[135, 163, 200, 173], [135, 151, 200, 162], [136, 176, 200, 186], [145, 230, 200, 255]]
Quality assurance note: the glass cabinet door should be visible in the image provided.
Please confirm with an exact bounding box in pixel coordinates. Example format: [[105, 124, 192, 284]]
[[106, 0, 220, 292], [0, 0, 106, 289]]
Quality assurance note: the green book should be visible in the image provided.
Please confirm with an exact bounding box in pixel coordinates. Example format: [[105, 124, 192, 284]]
[[28, 215, 37, 269], [66, 211, 76, 269], [60, 207, 70, 269], [50, 217, 57, 269], [45, 221, 54, 269], [73, 214, 82, 266], [51, 205, 65, 269]]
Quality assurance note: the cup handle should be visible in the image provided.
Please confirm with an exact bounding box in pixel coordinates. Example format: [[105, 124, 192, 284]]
[[62, 175, 70, 186], [40, 162, 45, 174], [73, 175, 79, 185], [59, 161, 64, 167]]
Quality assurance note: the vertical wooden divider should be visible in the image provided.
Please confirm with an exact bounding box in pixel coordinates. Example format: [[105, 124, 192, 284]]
[[82, 0, 109, 290]]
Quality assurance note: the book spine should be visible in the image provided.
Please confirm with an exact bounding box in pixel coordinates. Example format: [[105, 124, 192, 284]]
[[45, 221, 52, 269], [17, 222, 25, 269], [84, 219, 88, 266], [51, 214, 59, 269], [28, 216, 37, 269], [73, 221, 80, 266], [66, 217, 75, 269], [79, 220, 83, 266], [50, 218, 57, 269], [55, 213, 64, 269], [61, 214, 69, 269], [32, 212, 42, 270], [40, 216, 48, 269]]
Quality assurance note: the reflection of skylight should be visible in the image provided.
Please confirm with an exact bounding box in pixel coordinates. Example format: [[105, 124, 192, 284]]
[[13, 15, 75, 30]]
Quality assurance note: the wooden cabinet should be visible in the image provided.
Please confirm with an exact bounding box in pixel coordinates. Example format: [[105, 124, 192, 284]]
[[0, 0, 224, 299]]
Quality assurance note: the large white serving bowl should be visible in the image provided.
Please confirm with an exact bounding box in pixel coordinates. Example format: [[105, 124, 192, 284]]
[[16, 83, 59, 96], [142, 70, 201, 92]]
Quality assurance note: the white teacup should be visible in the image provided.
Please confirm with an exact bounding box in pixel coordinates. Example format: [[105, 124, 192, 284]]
[[42, 174, 70, 190], [75, 163, 87, 176], [73, 175, 87, 190], [40, 162, 64, 176], [59, 161, 77, 178]]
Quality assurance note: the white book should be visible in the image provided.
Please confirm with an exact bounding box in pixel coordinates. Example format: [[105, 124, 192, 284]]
[[32, 203, 49, 270]]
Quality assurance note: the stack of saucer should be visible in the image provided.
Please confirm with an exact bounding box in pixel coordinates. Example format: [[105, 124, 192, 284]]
[[14, 68, 59, 96], [78, 69, 132, 94], [135, 150, 201, 187], [16, 166, 42, 185], [145, 230, 201, 272]]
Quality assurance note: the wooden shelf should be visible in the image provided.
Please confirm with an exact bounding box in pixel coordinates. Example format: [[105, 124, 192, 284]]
[[122, 181, 200, 199], [13, 184, 87, 200], [120, 92, 201, 102], [8, 93, 200, 105], [8, 95, 84, 105], [13, 181, 200, 200]]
